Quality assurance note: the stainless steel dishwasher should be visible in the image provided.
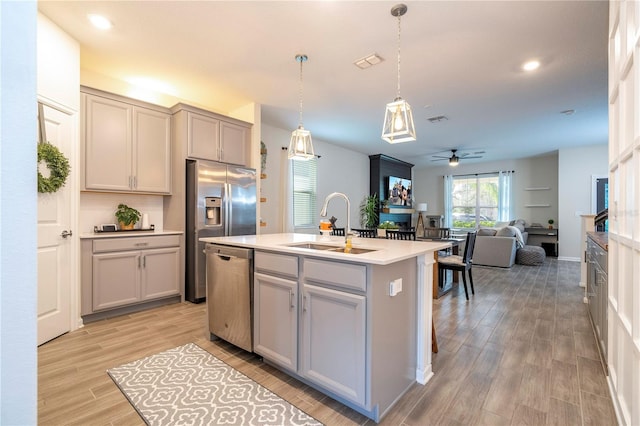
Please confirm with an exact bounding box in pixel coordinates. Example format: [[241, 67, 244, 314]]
[[205, 243, 254, 352]]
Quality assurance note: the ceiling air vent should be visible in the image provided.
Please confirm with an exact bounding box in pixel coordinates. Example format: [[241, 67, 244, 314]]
[[427, 115, 448, 123], [354, 53, 384, 69]]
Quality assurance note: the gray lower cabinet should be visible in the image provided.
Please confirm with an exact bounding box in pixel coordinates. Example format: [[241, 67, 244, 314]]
[[586, 237, 608, 371], [254, 272, 298, 372], [300, 283, 366, 406], [254, 252, 366, 406], [81, 235, 181, 318]]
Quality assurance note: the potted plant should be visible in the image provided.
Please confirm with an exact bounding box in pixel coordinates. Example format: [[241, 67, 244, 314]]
[[115, 203, 141, 230], [359, 193, 379, 229], [381, 199, 390, 213], [548, 219, 555, 229], [377, 220, 399, 237]]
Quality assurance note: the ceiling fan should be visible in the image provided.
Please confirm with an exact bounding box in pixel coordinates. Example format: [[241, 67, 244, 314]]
[[431, 149, 485, 166]]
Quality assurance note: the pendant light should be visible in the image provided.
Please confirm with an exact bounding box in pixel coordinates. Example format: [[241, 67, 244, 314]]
[[381, 4, 416, 144], [288, 54, 315, 161]]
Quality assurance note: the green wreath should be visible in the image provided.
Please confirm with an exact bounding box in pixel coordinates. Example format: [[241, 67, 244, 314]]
[[37, 142, 70, 193]]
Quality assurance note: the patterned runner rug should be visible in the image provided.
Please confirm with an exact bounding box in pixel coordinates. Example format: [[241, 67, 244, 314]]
[[108, 342, 322, 425]]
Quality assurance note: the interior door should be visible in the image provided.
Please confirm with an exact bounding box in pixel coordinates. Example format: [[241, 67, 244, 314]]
[[37, 102, 75, 345]]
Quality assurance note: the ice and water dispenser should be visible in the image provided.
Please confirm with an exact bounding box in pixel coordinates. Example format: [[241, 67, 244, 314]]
[[205, 197, 221, 226]]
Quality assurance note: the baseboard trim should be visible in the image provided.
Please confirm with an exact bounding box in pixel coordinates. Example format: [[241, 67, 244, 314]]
[[558, 256, 580, 262]]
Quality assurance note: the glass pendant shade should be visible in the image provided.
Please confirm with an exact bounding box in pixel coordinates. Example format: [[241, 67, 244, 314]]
[[288, 125, 314, 160], [382, 97, 416, 143]]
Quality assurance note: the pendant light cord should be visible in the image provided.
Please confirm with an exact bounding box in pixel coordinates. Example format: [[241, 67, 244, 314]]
[[298, 56, 304, 127], [396, 12, 402, 99]]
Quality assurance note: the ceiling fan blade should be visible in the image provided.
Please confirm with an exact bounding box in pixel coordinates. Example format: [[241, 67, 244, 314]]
[[461, 155, 483, 159], [431, 155, 450, 159], [430, 158, 448, 161]]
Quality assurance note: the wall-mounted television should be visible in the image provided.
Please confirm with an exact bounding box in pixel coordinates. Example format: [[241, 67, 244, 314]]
[[387, 176, 412, 207]]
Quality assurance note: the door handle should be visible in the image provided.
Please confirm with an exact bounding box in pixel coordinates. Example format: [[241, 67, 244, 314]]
[[60, 230, 73, 238]]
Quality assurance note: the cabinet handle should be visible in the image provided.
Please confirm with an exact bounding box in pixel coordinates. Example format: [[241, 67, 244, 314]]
[[303, 295, 307, 312], [134, 242, 149, 247], [289, 290, 294, 311], [138, 256, 141, 268], [133, 176, 137, 189], [142, 255, 146, 268]]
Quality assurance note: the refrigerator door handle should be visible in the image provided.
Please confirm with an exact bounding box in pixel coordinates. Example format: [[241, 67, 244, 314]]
[[225, 182, 232, 235]]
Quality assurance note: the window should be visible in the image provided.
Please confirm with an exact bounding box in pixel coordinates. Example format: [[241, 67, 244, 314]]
[[445, 172, 512, 230], [292, 158, 317, 228]]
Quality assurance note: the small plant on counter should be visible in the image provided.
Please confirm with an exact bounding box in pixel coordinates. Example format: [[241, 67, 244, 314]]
[[359, 193, 379, 229], [548, 219, 555, 229], [115, 204, 141, 230]]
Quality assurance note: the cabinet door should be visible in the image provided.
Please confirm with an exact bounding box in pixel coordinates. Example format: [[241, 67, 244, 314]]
[[188, 112, 220, 161], [84, 94, 132, 191], [92, 251, 140, 311], [300, 283, 366, 406], [141, 247, 180, 300], [220, 121, 248, 165], [133, 107, 171, 193], [254, 272, 298, 372]]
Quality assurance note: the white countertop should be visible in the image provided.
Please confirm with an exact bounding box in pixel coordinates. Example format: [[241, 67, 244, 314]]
[[79, 230, 183, 239], [200, 233, 451, 265]]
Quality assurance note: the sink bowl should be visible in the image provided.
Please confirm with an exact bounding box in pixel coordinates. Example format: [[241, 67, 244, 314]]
[[329, 247, 377, 254], [286, 243, 339, 250]]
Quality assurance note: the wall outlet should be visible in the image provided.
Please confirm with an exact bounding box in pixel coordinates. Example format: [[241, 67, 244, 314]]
[[389, 278, 403, 296]]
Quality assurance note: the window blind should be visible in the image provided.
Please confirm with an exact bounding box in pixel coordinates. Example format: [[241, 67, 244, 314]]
[[292, 158, 317, 227]]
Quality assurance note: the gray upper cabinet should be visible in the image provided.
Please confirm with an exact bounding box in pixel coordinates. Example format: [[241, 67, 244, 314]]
[[81, 87, 171, 194], [172, 103, 250, 166]]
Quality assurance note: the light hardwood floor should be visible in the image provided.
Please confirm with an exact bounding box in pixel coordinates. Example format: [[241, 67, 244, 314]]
[[38, 259, 618, 425]]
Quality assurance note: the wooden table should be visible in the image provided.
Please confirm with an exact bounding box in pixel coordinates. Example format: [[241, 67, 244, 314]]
[[419, 238, 464, 299]]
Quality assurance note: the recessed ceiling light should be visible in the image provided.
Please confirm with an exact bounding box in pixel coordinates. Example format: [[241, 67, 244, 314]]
[[522, 60, 540, 72], [88, 14, 112, 30]]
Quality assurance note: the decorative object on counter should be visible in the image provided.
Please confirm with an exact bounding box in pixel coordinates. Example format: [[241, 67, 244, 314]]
[[37, 103, 70, 193], [94, 224, 154, 233], [416, 202, 427, 238], [381, 4, 416, 144], [288, 54, 315, 160], [108, 343, 321, 426], [329, 215, 338, 229], [359, 193, 379, 229], [141, 213, 150, 230], [115, 203, 141, 230], [548, 218, 554, 229]]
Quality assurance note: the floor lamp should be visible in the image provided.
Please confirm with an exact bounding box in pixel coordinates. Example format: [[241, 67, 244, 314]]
[[416, 203, 427, 238]]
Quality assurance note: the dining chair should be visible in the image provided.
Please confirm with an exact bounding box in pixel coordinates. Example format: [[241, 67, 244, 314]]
[[386, 229, 416, 240], [331, 227, 346, 236], [425, 227, 451, 239], [437, 231, 477, 300], [352, 228, 376, 238]]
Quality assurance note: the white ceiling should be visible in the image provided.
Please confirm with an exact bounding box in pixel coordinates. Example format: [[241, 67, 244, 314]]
[[38, 0, 609, 167]]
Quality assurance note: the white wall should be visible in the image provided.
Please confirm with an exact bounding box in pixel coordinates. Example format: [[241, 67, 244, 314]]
[[1, 2, 38, 423], [558, 144, 608, 260], [79, 193, 165, 233], [412, 153, 559, 228], [260, 123, 369, 234]]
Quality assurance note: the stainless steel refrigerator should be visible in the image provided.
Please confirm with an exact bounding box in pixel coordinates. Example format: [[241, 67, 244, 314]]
[[186, 159, 256, 303]]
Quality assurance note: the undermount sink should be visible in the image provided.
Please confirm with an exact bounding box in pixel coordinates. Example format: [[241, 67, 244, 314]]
[[328, 247, 377, 254], [286, 242, 339, 250], [285, 242, 377, 254]]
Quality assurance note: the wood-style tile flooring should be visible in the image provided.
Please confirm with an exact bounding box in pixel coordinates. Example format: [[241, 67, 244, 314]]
[[38, 259, 618, 425]]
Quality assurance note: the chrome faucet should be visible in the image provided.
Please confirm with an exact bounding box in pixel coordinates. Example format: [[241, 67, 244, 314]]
[[320, 192, 351, 235]]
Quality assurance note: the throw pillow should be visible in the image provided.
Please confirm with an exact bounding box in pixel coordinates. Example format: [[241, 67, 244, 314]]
[[477, 228, 497, 236], [512, 219, 527, 232], [496, 225, 525, 248]]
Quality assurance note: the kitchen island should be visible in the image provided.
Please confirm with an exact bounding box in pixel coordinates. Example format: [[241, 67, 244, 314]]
[[201, 233, 449, 422]]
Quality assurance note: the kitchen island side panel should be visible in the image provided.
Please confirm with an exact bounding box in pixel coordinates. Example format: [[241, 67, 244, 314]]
[[369, 258, 417, 417]]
